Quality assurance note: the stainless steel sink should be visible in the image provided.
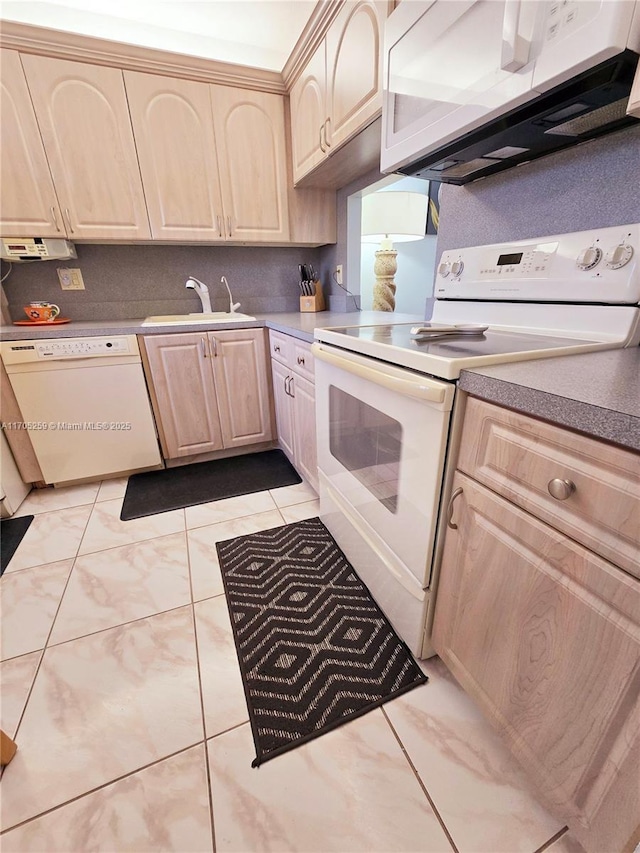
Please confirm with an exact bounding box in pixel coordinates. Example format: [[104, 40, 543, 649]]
[[141, 312, 256, 326]]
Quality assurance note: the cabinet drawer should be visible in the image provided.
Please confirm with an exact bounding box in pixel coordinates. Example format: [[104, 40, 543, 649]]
[[269, 330, 293, 366], [291, 339, 315, 383], [458, 397, 640, 578]]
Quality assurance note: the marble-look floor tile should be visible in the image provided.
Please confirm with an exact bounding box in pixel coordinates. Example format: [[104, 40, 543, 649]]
[[0, 606, 203, 831], [1, 745, 213, 852], [14, 482, 99, 516], [96, 477, 128, 503], [194, 597, 248, 737], [50, 533, 191, 645], [1, 561, 73, 660], [185, 490, 276, 530], [0, 651, 41, 736], [384, 657, 563, 852], [207, 712, 453, 852], [280, 499, 321, 524], [269, 480, 317, 508], [5, 506, 92, 572], [543, 830, 586, 852], [187, 510, 284, 602], [78, 498, 184, 555]]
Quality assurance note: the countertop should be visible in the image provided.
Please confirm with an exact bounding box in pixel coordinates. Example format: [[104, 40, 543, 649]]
[[3, 312, 638, 451], [460, 347, 640, 451], [0, 311, 421, 344]]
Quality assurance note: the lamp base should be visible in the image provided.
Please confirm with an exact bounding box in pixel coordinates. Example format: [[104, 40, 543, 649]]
[[372, 249, 397, 312]]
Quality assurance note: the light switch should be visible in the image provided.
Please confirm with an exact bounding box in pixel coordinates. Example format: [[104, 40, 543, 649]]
[[58, 268, 85, 290]]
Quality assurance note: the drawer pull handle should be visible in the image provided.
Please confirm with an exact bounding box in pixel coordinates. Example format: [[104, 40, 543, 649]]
[[274, 344, 280, 353], [297, 355, 305, 365], [447, 487, 463, 530], [548, 478, 576, 501]]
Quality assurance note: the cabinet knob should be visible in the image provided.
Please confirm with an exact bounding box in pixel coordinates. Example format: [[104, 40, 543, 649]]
[[274, 344, 280, 353], [547, 478, 576, 500], [297, 355, 305, 365]]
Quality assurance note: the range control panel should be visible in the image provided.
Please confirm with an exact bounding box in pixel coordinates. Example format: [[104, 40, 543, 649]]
[[436, 223, 639, 304], [0, 336, 138, 366]]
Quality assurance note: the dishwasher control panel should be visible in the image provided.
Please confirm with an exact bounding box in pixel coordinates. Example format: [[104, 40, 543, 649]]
[[35, 338, 132, 359], [0, 336, 139, 365]]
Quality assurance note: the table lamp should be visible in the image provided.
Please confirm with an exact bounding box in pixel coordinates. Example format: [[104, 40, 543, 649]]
[[361, 191, 429, 311]]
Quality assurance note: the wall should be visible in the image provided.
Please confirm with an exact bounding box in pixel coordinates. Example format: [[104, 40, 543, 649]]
[[2, 243, 323, 322], [436, 126, 640, 253], [317, 165, 385, 311]]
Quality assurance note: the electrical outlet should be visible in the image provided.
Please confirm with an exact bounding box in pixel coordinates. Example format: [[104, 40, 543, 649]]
[[58, 268, 85, 290], [336, 264, 343, 285]]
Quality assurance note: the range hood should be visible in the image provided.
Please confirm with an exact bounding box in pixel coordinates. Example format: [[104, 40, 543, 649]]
[[398, 51, 640, 185]]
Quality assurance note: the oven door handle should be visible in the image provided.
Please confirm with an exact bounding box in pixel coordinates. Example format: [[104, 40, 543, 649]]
[[311, 343, 448, 404]]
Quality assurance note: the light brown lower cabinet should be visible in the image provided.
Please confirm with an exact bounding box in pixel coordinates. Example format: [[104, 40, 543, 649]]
[[269, 330, 318, 492], [141, 329, 274, 460], [432, 399, 640, 853]]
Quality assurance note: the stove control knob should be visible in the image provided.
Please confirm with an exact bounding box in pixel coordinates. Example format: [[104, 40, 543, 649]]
[[604, 243, 634, 270], [450, 260, 464, 277], [576, 246, 602, 270], [438, 261, 451, 278]]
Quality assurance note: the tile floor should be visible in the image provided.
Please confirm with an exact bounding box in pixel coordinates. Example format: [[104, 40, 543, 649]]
[[0, 478, 581, 852]]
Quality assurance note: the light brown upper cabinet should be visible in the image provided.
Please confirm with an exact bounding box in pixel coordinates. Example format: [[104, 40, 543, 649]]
[[124, 72, 225, 242], [0, 50, 65, 238], [210, 85, 290, 243], [125, 73, 289, 242], [290, 0, 388, 184], [21, 55, 150, 240]]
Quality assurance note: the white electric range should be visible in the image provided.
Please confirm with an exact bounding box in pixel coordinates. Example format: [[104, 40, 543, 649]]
[[312, 223, 639, 658]]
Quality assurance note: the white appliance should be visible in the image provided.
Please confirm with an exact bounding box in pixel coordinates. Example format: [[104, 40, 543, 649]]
[[1, 238, 77, 262], [0, 430, 30, 517], [313, 223, 640, 658], [382, 0, 640, 182], [0, 335, 161, 485]]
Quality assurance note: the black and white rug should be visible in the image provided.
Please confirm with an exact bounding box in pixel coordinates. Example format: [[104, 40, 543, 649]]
[[216, 517, 427, 767]]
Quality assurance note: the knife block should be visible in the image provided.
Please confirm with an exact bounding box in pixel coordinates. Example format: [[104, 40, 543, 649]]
[[300, 281, 325, 312]]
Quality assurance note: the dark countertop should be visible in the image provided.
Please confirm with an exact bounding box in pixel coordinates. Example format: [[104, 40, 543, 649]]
[[0, 311, 422, 344], [460, 347, 640, 451]]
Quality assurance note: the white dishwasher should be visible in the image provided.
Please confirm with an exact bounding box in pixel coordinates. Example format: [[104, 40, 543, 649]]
[[1, 335, 161, 484]]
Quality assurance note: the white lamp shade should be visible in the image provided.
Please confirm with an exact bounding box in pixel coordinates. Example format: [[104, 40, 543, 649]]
[[361, 191, 428, 243]]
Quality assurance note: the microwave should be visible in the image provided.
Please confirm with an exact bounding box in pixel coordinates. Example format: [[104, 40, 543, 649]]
[[381, 0, 640, 184]]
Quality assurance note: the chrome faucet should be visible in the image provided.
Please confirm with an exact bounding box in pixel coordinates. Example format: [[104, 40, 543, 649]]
[[185, 277, 212, 313], [221, 276, 241, 314]]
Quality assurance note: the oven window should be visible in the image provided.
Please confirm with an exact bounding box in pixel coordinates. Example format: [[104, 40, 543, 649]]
[[329, 386, 402, 513]]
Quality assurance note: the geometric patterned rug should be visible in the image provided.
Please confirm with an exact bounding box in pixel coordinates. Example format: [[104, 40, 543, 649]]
[[216, 517, 427, 767]]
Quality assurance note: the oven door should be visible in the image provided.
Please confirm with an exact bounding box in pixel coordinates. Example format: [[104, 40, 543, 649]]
[[312, 343, 455, 588]]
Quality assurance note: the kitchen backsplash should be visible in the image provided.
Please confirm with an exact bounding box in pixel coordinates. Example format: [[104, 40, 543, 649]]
[[436, 125, 640, 253], [1, 244, 323, 322]]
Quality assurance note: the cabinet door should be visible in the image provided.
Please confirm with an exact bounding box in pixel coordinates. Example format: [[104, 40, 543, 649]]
[[271, 359, 295, 461], [211, 86, 290, 242], [326, 0, 387, 150], [0, 50, 64, 238], [143, 334, 222, 459], [125, 72, 225, 241], [21, 55, 150, 240], [432, 472, 640, 851], [210, 329, 274, 448], [291, 372, 318, 493], [289, 41, 327, 184]]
